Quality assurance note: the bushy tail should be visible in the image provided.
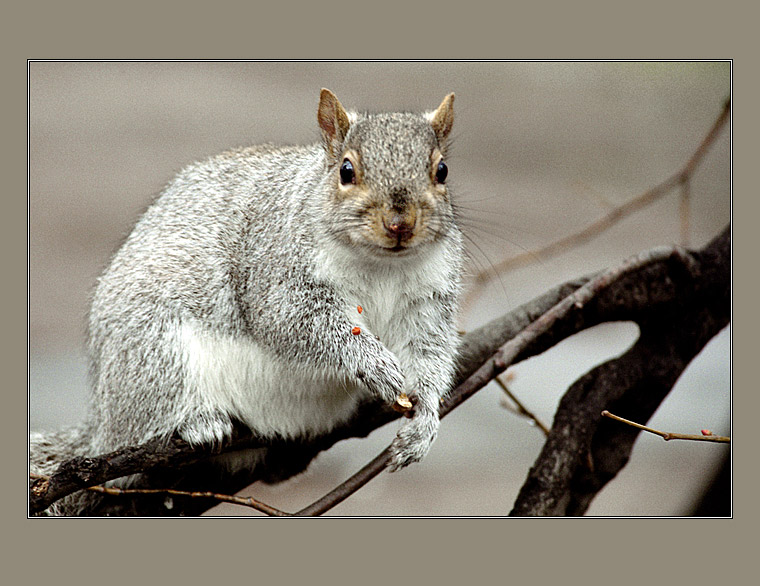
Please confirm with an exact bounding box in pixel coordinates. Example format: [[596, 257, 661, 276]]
[[30, 425, 92, 515]]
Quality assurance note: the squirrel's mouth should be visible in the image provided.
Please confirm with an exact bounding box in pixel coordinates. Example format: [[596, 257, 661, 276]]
[[378, 242, 417, 257]]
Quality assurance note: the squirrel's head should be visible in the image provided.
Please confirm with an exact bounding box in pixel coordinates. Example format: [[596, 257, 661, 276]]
[[317, 89, 457, 259]]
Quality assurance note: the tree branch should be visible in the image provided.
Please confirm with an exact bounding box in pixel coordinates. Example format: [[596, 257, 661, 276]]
[[29, 430, 271, 515], [30, 472, 290, 516], [496, 375, 551, 436], [510, 227, 730, 516], [601, 411, 730, 443]]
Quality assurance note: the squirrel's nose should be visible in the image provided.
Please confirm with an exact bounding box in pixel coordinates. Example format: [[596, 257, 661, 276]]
[[384, 212, 416, 242]]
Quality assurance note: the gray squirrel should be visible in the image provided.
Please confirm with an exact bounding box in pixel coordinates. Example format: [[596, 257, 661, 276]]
[[30, 89, 464, 515]]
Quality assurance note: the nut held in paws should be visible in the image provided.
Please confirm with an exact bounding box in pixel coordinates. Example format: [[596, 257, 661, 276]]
[[392, 393, 413, 413]]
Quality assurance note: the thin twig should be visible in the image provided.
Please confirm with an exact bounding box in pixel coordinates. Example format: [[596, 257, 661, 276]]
[[494, 375, 550, 436], [294, 450, 392, 516], [680, 177, 691, 247], [29, 473, 290, 516], [88, 486, 291, 516], [601, 411, 730, 443], [465, 98, 730, 307], [571, 179, 616, 211]]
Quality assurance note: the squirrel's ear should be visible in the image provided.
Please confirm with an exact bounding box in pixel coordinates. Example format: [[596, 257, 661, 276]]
[[318, 88, 351, 158], [429, 93, 455, 146]]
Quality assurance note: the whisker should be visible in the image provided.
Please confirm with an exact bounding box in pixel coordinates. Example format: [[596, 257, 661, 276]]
[[459, 230, 512, 312]]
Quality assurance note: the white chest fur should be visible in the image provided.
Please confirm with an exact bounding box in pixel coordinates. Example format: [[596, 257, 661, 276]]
[[317, 242, 453, 352]]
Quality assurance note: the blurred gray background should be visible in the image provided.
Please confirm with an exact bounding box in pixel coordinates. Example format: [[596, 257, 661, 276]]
[[29, 61, 730, 516]]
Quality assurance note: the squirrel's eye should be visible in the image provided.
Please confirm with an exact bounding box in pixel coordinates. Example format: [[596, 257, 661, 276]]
[[339, 158, 356, 185], [435, 160, 448, 184]]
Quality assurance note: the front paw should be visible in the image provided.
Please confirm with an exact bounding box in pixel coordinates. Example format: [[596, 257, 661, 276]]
[[386, 410, 440, 472], [357, 350, 405, 405]]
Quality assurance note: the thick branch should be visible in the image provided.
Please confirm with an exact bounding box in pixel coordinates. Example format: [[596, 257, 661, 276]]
[[29, 429, 269, 514], [510, 227, 730, 516]]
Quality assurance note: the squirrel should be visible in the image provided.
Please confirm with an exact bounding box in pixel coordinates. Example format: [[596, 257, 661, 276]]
[[30, 89, 464, 515]]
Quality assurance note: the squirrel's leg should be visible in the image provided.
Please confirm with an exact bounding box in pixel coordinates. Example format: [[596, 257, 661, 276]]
[[385, 304, 459, 472], [246, 277, 406, 406], [386, 358, 455, 472]]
